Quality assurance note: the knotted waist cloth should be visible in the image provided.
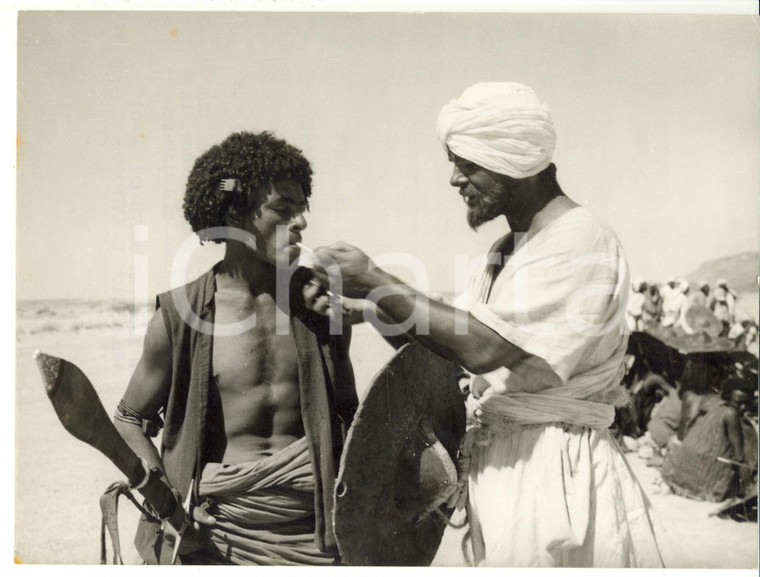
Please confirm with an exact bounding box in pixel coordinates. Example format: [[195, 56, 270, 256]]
[[194, 437, 338, 565], [451, 207, 663, 566]]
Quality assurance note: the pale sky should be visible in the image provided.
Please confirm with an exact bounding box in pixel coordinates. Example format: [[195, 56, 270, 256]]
[[15, 7, 760, 302]]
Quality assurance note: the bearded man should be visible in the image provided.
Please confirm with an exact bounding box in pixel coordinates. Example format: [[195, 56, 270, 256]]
[[305, 83, 663, 567]]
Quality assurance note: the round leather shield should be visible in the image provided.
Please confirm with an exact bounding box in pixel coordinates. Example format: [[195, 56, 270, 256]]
[[333, 342, 466, 566]]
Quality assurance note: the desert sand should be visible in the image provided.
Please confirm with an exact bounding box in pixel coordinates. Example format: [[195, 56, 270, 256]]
[[14, 302, 758, 567]]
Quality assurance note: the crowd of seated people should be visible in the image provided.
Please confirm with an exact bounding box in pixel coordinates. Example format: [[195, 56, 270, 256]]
[[620, 351, 757, 505]]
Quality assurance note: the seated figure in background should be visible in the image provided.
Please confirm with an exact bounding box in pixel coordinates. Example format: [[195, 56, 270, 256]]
[[646, 382, 681, 450], [661, 376, 756, 502]]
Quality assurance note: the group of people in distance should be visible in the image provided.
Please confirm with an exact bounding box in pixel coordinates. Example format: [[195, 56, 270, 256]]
[[110, 82, 673, 567], [627, 276, 758, 356], [622, 275, 758, 507]]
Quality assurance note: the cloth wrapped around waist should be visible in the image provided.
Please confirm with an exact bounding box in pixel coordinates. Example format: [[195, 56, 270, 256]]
[[449, 370, 635, 556], [462, 366, 628, 454], [468, 390, 616, 431], [196, 437, 337, 566]]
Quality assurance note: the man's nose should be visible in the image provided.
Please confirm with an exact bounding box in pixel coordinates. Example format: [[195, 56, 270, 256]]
[[450, 165, 467, 187], [291, 212, 308, 231]]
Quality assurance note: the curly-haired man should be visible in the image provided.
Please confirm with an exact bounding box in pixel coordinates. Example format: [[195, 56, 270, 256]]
[[114, 131, 358, 565]]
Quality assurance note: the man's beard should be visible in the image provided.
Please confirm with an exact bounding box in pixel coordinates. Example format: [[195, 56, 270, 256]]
[[466, 191, 509, 230]]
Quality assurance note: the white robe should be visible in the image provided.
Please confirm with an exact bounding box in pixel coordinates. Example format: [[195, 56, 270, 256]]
[[457, 204, 663, 567]]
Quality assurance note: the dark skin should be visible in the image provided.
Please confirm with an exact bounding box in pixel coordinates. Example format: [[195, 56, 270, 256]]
[[676, 359, 716, 441], [677, 390, 702, 441], [115, 178, 312, 545], [724, 389, 749, 463], [677, 387, 747, 463], [305, 152, 575, 375]]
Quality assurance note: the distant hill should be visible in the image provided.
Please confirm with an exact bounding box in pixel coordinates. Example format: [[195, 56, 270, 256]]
[[684, 251, 759, 294]]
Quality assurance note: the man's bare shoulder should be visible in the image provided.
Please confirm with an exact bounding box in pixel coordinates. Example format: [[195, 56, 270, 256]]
[[141, 308, 172, 369]]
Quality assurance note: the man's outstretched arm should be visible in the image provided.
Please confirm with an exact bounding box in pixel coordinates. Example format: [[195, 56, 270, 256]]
[[310, 242, 529, 374]]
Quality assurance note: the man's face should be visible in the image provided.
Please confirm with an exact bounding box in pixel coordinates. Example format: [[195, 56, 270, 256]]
[[729, 389, 749, 415], [447, 150, 516, 230], [241, 178, 308, 266]]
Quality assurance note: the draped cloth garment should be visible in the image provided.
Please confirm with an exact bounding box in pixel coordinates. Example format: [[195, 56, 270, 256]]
[[661, 395, 758, 502], [456, 204, 664, 567], [142, 264, 357, 564], [195, 438, 337, 566]]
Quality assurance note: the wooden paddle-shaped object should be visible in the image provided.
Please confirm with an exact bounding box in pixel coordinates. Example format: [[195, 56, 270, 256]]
[[34, 350, 181, 524]]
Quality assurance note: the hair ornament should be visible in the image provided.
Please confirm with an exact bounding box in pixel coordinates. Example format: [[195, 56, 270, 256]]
[[218, 178, 239, 193]]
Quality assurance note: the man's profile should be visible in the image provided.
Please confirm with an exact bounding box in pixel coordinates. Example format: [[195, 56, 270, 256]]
[[306, 83, 664, 567], [114, 131, 357, 565]]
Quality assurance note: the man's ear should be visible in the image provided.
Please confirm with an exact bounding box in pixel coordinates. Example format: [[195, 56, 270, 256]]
[[225, 205, 244, 227]]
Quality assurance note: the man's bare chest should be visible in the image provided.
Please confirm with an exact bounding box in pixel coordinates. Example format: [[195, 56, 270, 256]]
[[211, 292, 300, 391]]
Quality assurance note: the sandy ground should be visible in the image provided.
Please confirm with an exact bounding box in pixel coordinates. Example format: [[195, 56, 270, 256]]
[[14, 310, 759, 567]]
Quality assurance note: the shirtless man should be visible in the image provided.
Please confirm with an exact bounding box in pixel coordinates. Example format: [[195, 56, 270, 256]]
[[114, 131, 357, 565], [664, 376, 754, 501]]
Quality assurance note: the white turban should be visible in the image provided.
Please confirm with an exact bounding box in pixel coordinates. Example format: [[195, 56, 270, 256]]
[[436, 82, 556, 179]]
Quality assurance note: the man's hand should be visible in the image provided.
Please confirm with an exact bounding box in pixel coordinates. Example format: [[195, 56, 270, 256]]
[[302, 276, 369, 324], [303, 244, 526, 374], [162, 501, 217, 556], [302, 279, 333, 317], [311, 242, 380, 299], [339, 297, 370, 325]]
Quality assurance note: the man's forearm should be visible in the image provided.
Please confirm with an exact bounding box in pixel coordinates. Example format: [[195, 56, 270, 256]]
[[364, 270, 526, 374], [114, 420, 165, 478]]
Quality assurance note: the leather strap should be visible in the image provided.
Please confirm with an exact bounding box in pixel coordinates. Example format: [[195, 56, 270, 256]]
[[100, 481, 161, 564]]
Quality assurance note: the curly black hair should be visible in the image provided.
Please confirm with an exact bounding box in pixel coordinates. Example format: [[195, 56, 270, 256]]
[[720, 376, 756, 400], [183, 131, 313, 243]]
